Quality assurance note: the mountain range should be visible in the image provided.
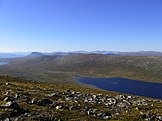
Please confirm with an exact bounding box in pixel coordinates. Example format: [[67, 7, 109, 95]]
[[1, 51, 162, 59]]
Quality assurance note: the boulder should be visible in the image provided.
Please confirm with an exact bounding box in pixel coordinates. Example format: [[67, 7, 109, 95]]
[[37, 99, 53, 106], [3, 96, 14, 102], [1, 101, 20, 110], [28, 98, 53, 106], [97, 112, 112, 120]]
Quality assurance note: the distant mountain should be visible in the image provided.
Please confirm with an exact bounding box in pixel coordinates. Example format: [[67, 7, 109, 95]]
[[0, 52, 29, 58], [1, 51, 162, 58], [49, 51, 162, 56], [28, 52, 45, 57], [90, 51, 162, 56], [113, 51, 162, 56]]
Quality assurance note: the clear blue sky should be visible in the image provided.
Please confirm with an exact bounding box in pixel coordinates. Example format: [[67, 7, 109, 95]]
[[0, 0, 162, 52]]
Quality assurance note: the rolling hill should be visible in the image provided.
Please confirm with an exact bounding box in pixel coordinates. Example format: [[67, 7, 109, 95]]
[[0, 53, 162, 83]]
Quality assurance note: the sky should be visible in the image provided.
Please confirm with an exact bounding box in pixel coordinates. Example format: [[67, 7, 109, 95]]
[[0, 0, 162, 52]]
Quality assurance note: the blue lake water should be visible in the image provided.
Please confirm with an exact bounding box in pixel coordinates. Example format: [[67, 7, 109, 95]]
[[77, 77, 162, 99], [0, 62, 8, 65]]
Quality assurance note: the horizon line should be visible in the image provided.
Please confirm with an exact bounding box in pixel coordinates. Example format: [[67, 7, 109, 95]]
[[1, 50, 162, 53]]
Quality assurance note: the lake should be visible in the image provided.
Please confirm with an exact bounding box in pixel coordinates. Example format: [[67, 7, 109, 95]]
[[77, 77, 162, 99], [0, 62, 8, 65]]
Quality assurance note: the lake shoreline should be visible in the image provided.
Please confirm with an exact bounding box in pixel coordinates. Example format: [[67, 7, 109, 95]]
[[76, 76, 162, 100], [0, 62, 9, 66]]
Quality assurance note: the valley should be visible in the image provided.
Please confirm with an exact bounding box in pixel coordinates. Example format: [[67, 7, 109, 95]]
[[0, 53, 162, 84], [1, 0, 161, 120]]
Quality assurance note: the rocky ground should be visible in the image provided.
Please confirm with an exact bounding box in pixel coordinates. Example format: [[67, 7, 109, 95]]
[[0, 76, 162, 121]]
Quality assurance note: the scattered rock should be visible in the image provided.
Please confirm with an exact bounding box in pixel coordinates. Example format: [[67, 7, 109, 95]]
[[0, 87, 161, 120]]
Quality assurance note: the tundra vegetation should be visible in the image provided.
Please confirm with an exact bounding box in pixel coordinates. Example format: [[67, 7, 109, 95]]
[[0, 54, 162, 83], [0, 75, 162, 121]]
